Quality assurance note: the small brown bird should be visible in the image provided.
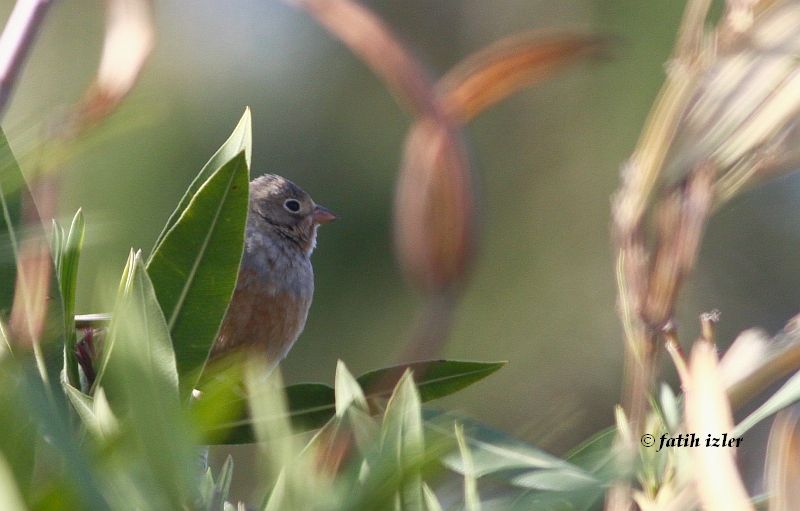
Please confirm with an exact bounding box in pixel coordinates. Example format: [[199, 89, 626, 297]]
[[212, 174, 336, 365]]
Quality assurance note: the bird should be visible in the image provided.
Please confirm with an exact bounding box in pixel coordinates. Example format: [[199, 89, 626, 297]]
[[211, 174, 336, 366]]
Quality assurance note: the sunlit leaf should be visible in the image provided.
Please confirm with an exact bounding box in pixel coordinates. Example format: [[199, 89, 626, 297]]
[[0, 453, 26, 511], [209, 360, 503, 444], [246, 362, 322, 510], [381, 371, 424, 510], [455, 423, 481, 511], [335, 360, 368, 417], [147, 151, 249, 398], [95, 250, 179, 397], [151, 108, 251, 255], [210, 455, 234, 511], [54, 210, 85, 388], [428, 411, 599, 493], [422, 483, 443, 511], [735, 369, 800, 437], [93, 251, 194, 509]]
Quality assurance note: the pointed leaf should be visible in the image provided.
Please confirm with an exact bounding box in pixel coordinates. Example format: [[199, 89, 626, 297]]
[[455, 423, 481, 511], [212, 455, 234, 510], [335, 360, 368, 417], [358, 360, 505, 403], [95, 250, 179, 397], [0, 454, 26, 511], [422, 484, 443, 511], [95, 251, 194, 508], [735, 369, 800, 436], [207, 359, 503, 443], [427, 411, 597, 491], [151, 108, 251, 254], [381, 371, 424, 510], [57, 210, 85, 388], [147, 152, 249, 398]]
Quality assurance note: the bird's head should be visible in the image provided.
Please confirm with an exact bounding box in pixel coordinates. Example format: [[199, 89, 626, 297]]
[[249, 174, 336, 255]]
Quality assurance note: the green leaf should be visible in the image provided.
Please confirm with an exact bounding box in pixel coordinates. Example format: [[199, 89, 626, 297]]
[[147, 151, 249, 398], [428, 412, 597, 492], [659, 383, 680, 433], [262, 470, 288, 511], [151, 108, 251, 255], [335, 360, 368, 417], [357, 360, 506, 403], [64, 385, 118, 441], [455, 423, 481, 511], [0, 360, 36, 501], [207, 359, 504, 444], [199, 468, 215, 510], [735, 368, 800, 436], [565, 426, 618, 477], [245, 362, 322, 510], [19, 367, 109, 509], [422, 484, 443, 511], [212, 455, 234, 510], [95, 251, 195, 508], [0, 453, 26, 511], [94, 250, 179, 398], [381, 371, 424, 511], [56, 210, 85, 388]]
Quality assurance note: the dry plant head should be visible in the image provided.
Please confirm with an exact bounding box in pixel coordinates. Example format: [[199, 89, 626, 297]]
[[613, 0, 800, 434], [287, 0, 606, 359], [610, 1, 800, 508]]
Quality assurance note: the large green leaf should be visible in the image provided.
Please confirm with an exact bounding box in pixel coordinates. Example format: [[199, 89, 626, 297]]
[[94, 251, 194, 509], [151, 108, 251, 256], [245, 361, 326, 510], [94, 250, 179, 398], [147, 152, 249, 398], [205, 360, 504, 444], [357, 360, 506, 402]]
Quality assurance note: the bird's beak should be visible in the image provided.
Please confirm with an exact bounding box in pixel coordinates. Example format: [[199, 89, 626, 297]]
[[312, 204, 337, 224]]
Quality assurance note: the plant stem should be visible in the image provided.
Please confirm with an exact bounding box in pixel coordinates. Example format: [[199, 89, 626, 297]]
[[0, 0, 54, 119]]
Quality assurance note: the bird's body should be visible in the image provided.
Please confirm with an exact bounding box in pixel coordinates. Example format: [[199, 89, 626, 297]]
[[211, 174, 335, 365]]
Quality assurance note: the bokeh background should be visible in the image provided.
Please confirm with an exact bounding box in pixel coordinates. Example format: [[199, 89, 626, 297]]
[[3, 0, 798, 468]]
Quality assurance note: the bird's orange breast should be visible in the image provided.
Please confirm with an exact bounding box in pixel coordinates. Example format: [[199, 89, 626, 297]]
[[213, 267, 311, 364]]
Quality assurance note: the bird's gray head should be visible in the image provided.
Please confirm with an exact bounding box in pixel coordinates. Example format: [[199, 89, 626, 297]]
[[249, 174, 336, 255]]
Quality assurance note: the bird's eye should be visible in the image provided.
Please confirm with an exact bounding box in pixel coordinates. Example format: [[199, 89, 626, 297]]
[[284, 199, 301, 212]]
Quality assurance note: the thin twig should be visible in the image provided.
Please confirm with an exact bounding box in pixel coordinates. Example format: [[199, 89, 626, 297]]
[[0, 0, 54, 119]]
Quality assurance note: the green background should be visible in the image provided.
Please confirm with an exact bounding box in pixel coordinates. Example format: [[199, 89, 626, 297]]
[[3, 0, 797, 470]]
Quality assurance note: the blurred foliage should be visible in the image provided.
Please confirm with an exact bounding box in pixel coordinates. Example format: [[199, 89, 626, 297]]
[[0, 116, 616, 509], [3, 0, 800, 508]]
